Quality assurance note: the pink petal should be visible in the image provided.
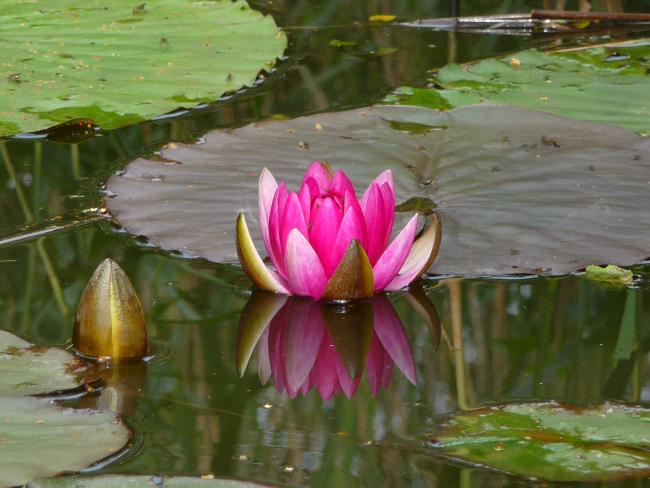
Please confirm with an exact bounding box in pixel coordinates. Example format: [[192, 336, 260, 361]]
[[378, 181, 395, 248], [309, 198, 344, 276], [268, 183, 289, 274], [279, 192, 308, 256], [360, 184, 389, 265], [334, 353, 360, 398], [330, 170, 356, 198], [284, 229, 329, 299], [268, 312, 287, 394], [330, 197, 368, 277], [311, 333, 339, 401], [372, 214, 418, 291], [283, 300, 325, 395], [257, 326, 272, 385], [302, 161, 332, 194], [372, 296, 416, 384], [361, 169, 394, 207], [258, 168, 278, 260], [385, 215, 441, 291], [365, 332, 387, 396], [299, 177, 320, 221]]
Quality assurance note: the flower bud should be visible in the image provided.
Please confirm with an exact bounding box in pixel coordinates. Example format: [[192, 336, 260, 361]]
[[73, 259, 148, 360]]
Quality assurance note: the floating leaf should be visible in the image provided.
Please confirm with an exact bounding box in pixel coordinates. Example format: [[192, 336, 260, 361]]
[[429, 402, 650, 482], [0, 0, 286, 137], [27, 475, 271, 488], [0, 397, 130, 487], [369, 14, 396, 22], [74, 259, 149, 361], [585, 264, 634, 284], [389, 40, 650, 133], [106, 105, 650, 276], [329, 39, 357, 47], [0, 330, 95, 396]]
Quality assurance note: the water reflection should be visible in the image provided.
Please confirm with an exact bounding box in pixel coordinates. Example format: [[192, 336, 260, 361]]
[[237, 291, 440, 400]]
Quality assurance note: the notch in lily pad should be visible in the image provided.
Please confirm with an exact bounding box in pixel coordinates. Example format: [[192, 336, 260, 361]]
[[73, 259, 149, 361]]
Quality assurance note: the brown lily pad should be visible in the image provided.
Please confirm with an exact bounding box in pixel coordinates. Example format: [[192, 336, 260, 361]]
[[105, 105, 650, 276]]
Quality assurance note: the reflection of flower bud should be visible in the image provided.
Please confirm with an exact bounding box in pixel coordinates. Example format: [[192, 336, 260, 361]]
[[73, 259, 148, 361], [236, 162, 442, 301], [78, 362, 147, 416], [237, 291, 434, 400]]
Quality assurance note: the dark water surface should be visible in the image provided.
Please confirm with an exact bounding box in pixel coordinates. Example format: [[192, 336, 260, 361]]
[[1, 0, 650, 486]]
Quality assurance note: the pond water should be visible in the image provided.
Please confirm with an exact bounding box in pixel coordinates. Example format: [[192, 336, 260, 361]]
[[1, 0, 650, 487]]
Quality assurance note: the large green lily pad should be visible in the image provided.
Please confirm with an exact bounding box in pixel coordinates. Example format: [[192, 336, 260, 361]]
[[0, 330, 95, 396], [387, 40, 650, 133], [0, 396, 130, 487], [429, 402, 650, 482], [105, 104, 650, 276], [28, 475, 271, 487], [0, 0, 286, 137]]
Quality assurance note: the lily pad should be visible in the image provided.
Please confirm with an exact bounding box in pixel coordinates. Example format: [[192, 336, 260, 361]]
[[429, 401, 650, 482], [0, 0, 286, 137], [106, 104, 650, 276], [0, 330, 95, 396], [28, 475, 271, 487], [0, 396, 130, 487], [585, 264, 634, 285], [388, 40, 650, 133]]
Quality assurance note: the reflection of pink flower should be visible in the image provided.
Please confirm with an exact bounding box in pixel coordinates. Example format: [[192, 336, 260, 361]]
[[256, 296, 416, 400], [236, 162, 441, 301]]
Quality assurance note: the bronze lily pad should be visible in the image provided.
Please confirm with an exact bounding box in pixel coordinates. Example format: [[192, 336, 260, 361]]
[[106, 104, 650, 276]]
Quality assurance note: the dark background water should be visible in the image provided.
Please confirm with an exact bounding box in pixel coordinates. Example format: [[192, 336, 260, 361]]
[[1, 0, 650, 486]]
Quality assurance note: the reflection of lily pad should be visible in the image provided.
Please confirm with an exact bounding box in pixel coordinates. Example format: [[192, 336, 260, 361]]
[[0, 397, 130, 487], [430, 402, 650, 482], [0, 0, 285, 136], [0, 330, 95, 396], [28, 475, 271, 487], [106, 105, 650, 276], [388, 41, 650, 133]]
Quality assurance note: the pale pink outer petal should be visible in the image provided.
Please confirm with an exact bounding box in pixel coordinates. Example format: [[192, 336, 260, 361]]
[[383, 248, 433, 291], [302, 161, 332, 193], [283, 300, 325, 396], [284, 229, 329, 299], [372, 214, 419, 292], [372, 296, 416, 384], [268, 183, 289, 274], [309, 197, 343, 276], [360, 169, 393, 207], [258, 168, 278, 259], [384, 216, 440, 291], [378, 182, 395, 249]]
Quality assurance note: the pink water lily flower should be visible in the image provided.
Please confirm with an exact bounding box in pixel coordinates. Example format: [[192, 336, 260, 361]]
[[236, 162, 441, 301]]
